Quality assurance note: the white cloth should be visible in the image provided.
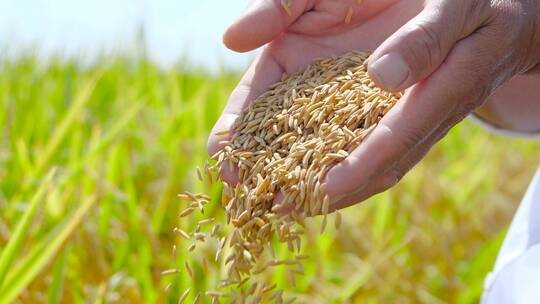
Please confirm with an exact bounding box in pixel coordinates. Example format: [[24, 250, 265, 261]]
[[482, 168, 540, 304], [471, 114, 540, 304], [469, 113, 540, 140]]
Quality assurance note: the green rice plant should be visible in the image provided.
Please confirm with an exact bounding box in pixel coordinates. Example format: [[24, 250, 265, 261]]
[[0, 52, 538, 303], [0, 170, 56, 288]]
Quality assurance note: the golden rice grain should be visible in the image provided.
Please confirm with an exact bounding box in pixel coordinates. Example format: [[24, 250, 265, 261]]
[[211, 224, 221, 237], [281, 0, 292, 16], [262, 283, 277, 293], [164, 282, 173, 293], [194, 232, 206, 242], [247, 282, 258, 296], [203, 257, 209, 273], [198, 218, 215, 226], [193, 292, 201, 304], [196, 166, 204, 182], [215, 129, 231, 136], [161, 269, 179, 276], [174, 227, 191, 240], [334, 211, 342, 229], [178, 288, 191, 304], [206, 291, 226, 297], [180, 207, 195, 217], [174, 51, 402, 302], [177, 194, 190, 200], [185, 261, 193, 278], [205, 161, 213, 186]]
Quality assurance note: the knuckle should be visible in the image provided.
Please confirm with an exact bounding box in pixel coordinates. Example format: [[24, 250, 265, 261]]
[[404, 22, 444, 73], [493, 1, 540, 72], [466, 0, 493, 21], [460, 98, 484, 115], [455, 84, 487, 113], [441, 50, 494, 110], [397, 131, 422, 153], [380, 168, 404, 191], [379, 123, 419, 153]]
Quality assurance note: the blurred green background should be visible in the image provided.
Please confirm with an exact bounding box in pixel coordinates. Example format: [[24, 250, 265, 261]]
[[0, 52, 539, 303]]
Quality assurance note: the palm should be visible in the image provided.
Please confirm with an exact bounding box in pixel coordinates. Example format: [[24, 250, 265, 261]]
[[267, 0, 421, 74]]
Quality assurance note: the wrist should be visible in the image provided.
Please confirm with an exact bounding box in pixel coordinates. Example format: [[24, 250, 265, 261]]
[[475, 75, 540, 133]]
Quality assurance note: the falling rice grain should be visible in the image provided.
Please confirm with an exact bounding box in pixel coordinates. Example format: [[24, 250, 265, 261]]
[[215, 129, 230, 136], [194, 232, 207, 242], [198, 218, 215, 226], [174, 51, 402, 301], [180, 207, 195, 217], [281, 0, 292, 16], [320, 214, 328, 234], [262, 283, 277, 293], [174, 227, 191, 240], [193, 292, 201, 304], [178, 288, 191, 304], [335, 211, 342, 229], [196, 166, 204, 182], [206, 291, 226, 297], [205, 162, 213, 186], [185, 261, 193, 278], [163, 283, 172, 294], [161, 269, 179, 276], [211, 224, 221, 237]]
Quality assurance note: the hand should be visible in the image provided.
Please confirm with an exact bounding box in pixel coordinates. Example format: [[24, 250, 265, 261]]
[[208, 0, 422, 182], [325, 0, 540, 210], [209, 0, 540, 211]]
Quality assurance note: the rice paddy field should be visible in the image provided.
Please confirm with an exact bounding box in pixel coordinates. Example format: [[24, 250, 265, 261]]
[[0, 53, 539, 304]]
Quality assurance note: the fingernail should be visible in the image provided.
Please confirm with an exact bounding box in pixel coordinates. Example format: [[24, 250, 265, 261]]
[[369, 53, 409, 90]]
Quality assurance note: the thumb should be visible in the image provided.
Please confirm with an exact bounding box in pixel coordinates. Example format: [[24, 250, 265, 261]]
[[223, 0, 309, 52], [367, 0, 487, 91]]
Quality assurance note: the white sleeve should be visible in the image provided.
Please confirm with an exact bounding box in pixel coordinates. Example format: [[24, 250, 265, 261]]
[[481, 168, 540, 304], [481, 244, 540, 304], [469, 113, 540, 140]]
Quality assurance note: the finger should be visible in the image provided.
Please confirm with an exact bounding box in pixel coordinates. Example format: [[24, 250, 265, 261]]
[[277, 115, 454, 214], [288, 0, 406, 35], [367, 0, 489, 91], [207, 50, 283, 156], [326, 32, 496, 202], [330, 116, 455, 210], [223, 0, 310, 52]]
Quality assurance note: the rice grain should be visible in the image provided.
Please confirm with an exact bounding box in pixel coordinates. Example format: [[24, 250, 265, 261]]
[[175, 51, 402, 302]]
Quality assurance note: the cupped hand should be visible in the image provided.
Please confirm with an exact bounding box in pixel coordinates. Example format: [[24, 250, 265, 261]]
[[208, 0, 540, 211], [207, 0, 422, 184]]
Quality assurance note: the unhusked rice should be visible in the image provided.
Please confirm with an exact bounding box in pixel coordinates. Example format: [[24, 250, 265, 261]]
[[172, 51, 403, 303]]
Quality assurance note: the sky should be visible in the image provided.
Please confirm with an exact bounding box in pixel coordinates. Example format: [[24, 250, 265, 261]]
[[0, 0, 255, 71]]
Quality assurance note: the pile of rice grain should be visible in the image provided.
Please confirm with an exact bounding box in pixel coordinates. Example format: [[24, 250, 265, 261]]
[[173, 51, 403, 303]]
